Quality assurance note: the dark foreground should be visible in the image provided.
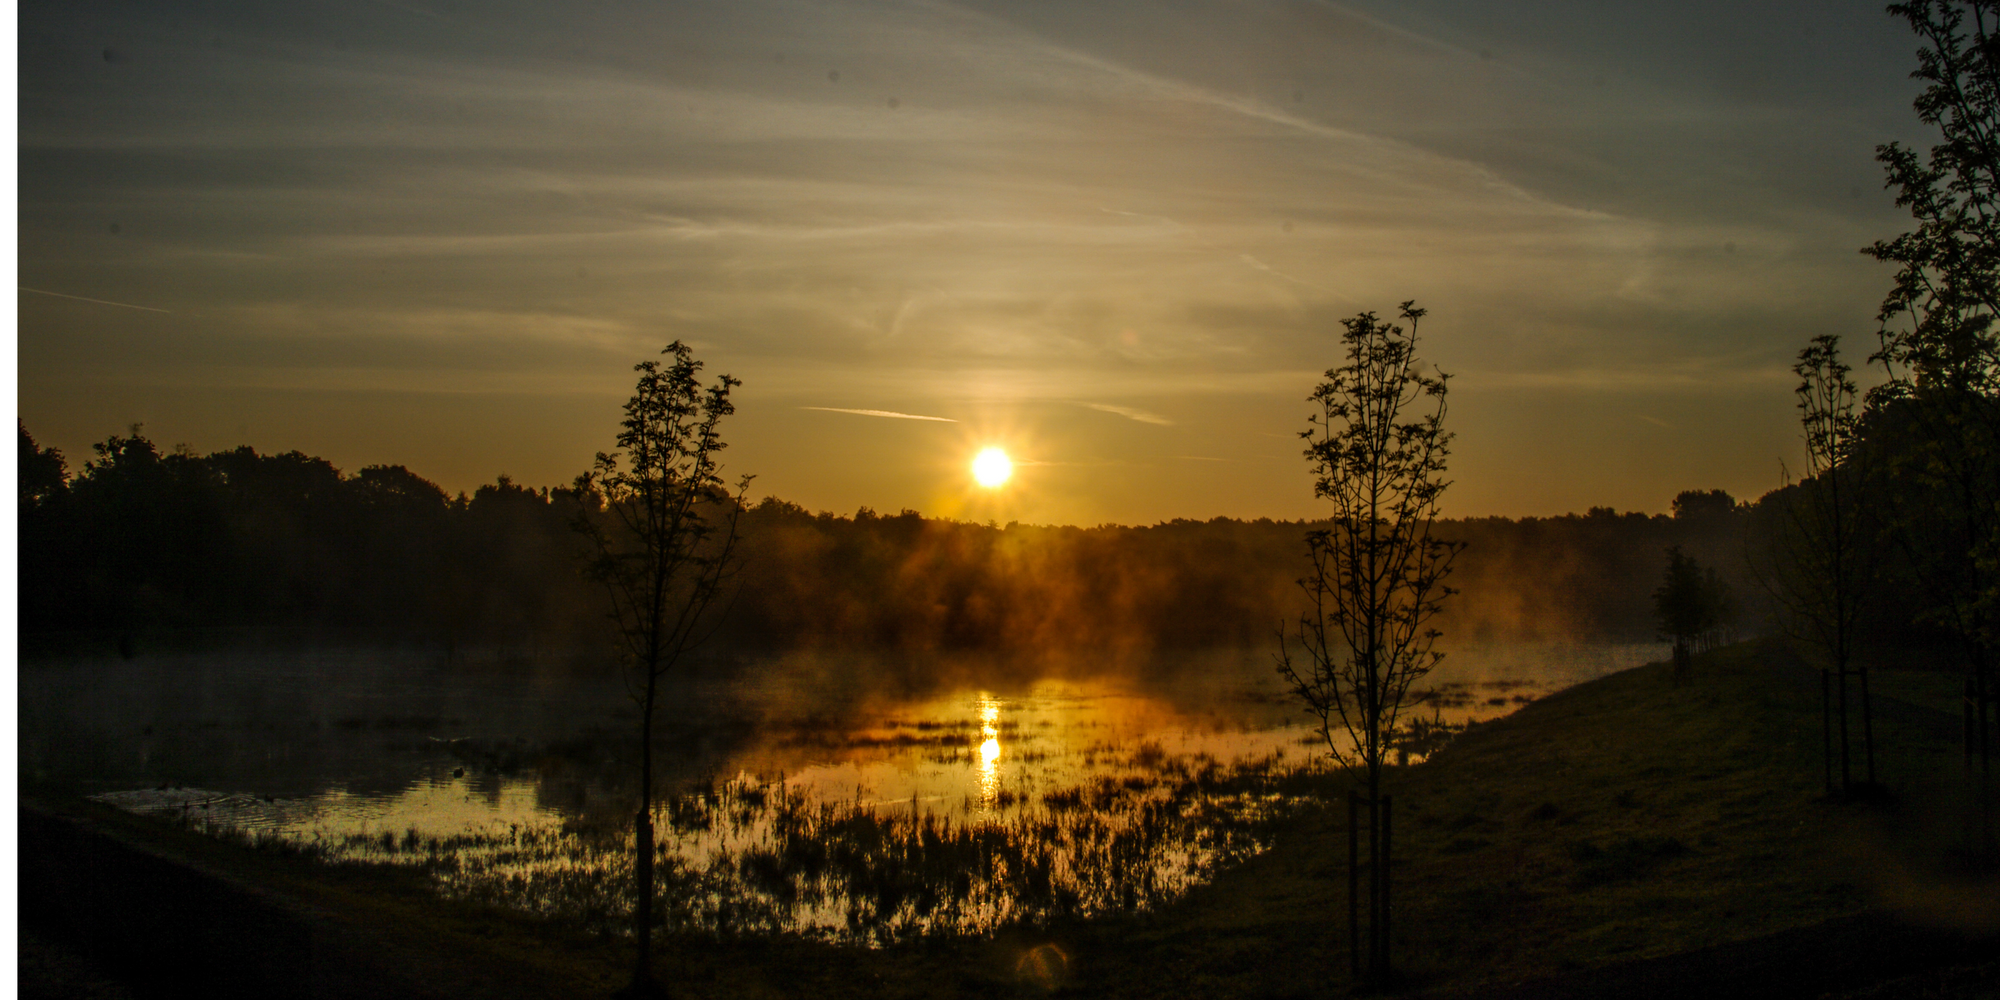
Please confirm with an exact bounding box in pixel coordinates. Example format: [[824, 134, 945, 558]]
[[18, 640, 2000, 999]]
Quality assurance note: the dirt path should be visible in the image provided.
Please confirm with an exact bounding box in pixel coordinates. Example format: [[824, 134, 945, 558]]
[[18, 799, 612, 1000], [1431, 911, 1995, 1000]]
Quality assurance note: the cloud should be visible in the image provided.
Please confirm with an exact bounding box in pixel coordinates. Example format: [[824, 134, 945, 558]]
[[1084, 402, 1173, 426], [1464, 365, 1794, 392], [801, 406, 958, 422]]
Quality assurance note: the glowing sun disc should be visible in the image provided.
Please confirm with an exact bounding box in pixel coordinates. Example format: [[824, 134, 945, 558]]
[[972, 447, 1013, 488]]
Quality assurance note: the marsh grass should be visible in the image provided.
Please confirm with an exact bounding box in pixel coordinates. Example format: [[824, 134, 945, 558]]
[[154, 747, 1320, 946], [101, 673, 1553, 953]]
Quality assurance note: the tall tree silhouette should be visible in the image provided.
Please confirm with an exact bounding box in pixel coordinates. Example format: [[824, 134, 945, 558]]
[[572, 342, 749, 998], [1868, 0, 2000, 778], [1276, 301, 1459, 984], [1757, 336, 1881, 794]]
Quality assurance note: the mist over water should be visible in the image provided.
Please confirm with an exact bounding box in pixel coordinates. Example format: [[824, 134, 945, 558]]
[[29, 641, 1665, 938], [23, 642, 1667, 800]]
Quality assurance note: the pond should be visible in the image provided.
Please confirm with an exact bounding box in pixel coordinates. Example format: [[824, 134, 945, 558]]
[[22, 641, 1665, 943]]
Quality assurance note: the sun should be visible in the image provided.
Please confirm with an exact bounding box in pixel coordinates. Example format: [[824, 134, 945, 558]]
[[971, 447, 1013, 488]]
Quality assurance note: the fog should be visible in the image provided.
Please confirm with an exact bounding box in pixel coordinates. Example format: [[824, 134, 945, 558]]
[[22, 638, 1665, 805]]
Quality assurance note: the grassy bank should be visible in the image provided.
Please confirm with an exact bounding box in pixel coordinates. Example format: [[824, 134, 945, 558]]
[[22, 639, 1997, 998], [1058, 638, 1995, 998]]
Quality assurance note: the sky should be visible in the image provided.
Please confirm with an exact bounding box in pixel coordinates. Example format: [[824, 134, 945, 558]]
[[16, 0, 1932, 526]]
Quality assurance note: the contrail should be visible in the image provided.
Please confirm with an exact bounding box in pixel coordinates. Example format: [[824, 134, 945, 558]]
[[368, 0, 452, 23], [802, 406, 957, 423], [1085, 402, 1173, 426], [19, 287, 171, 313], [1237, 255, 1363, 305]]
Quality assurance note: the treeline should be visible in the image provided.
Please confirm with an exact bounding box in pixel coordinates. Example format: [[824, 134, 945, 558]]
[[17, 426, 597, 649], [19, 422, 1763, 657]]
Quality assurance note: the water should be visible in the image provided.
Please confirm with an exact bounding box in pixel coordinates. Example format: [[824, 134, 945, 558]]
[[25, 641, 1665, 942]]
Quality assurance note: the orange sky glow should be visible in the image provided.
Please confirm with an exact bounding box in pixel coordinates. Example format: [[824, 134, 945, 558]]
[[17, 0, 1927, 524]]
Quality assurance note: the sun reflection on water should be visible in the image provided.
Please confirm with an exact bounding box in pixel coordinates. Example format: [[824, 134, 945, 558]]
[[82, 663, 1606, 944], [97, 676, 1330, 942], [53, 643, 1676, 944], [977, 694, 1002, 807]]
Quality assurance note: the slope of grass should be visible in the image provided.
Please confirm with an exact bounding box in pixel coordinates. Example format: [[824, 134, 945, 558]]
[[1052, 638, 1994, 998]]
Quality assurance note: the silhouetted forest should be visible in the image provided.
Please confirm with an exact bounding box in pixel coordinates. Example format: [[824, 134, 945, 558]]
[[20, 421, 1802, 659]]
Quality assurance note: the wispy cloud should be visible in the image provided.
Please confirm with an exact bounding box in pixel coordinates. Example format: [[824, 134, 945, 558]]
[[1097, 206, 1181, 227], [802, 406, 958, 422], [1303, 0, 1506, 66], [12, 0, 1903, 522], [1467, 365, 1795, 391], [1084, 402, 1173, 425], [367, 0, 453, 24], [925, 0, 1563, 212]]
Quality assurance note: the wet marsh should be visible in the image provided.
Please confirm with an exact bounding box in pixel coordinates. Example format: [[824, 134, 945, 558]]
[[26, 642, 1667, 944]]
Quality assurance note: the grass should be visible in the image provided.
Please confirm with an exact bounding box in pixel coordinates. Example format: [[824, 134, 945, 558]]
[[1055, 638, 1996, 998], [28, 637, 1998, 998]]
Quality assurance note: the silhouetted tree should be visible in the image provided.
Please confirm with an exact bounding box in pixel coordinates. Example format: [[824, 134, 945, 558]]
[[18, 421, 67, 508], [1275, 301, 1459, 984], [62, 428, 230, 634], [1870, 0, 2000, 387], [1671, 489, 1738, 521], [1654, 545, 1734, 685], [19, 423, 74, 631], [572, 342, 749, 998], [1757, 336, 1881, 794], [1868, 0, 2000, 776]]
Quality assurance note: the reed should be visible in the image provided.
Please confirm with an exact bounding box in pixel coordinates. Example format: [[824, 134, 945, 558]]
[[171, 747, 1317, 945]]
